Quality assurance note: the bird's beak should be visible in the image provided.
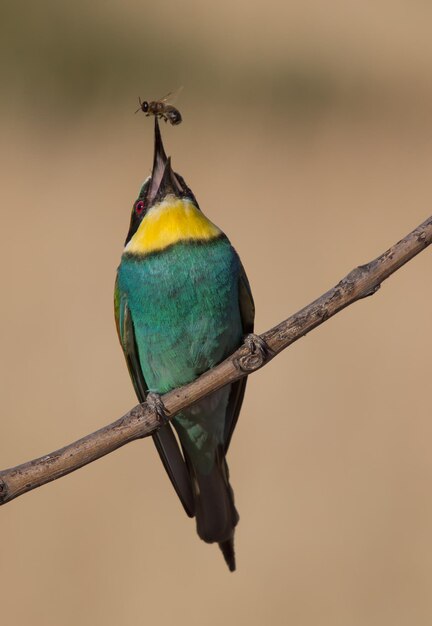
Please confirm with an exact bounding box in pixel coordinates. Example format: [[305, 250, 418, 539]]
[[146, 118, 185, 206]]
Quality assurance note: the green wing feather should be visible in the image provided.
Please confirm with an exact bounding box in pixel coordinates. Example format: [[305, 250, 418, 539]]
[[114, 276, 195, 516], [115, 277, 147, 399], [223, 263, 255, 452], [238, 263, 255, 335]]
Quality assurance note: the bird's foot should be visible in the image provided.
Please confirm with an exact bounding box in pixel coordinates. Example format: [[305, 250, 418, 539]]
[[146, 392, 169, 425], [245, 333, 269, 359], [238, 334, 272, 372]]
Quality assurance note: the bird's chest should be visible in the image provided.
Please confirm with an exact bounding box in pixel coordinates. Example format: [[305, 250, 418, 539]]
[[117, 239, 243, 391]]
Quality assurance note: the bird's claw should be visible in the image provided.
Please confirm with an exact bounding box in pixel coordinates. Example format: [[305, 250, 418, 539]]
[[147, 392, 169, 425], [244, 334, 269, 360], [238, 334, 272, 372]]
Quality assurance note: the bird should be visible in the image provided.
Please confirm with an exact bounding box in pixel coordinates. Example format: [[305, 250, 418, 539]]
[[114, 118, 255, 571]]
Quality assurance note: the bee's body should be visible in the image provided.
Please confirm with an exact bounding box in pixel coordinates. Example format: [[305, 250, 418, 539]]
[[137, 96, 182, 125]]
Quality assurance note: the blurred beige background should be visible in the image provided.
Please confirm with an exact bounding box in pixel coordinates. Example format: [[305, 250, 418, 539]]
[[1, 1, 432, 625]]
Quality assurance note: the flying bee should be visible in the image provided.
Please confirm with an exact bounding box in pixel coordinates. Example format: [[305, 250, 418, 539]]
[[135, 88, 183, 125]]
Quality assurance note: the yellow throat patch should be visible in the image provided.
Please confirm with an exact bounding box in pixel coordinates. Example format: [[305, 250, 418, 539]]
[[125, 197, 222, 255]]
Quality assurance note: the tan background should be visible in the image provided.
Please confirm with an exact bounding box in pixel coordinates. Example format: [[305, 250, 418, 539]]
[[1, 1, 432, 624]]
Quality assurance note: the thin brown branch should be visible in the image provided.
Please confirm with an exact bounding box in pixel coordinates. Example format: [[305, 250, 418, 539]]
[[1, 215, 431, 505]]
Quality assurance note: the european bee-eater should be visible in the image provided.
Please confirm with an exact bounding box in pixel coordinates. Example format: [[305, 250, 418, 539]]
[[115, 119, 254, 571]]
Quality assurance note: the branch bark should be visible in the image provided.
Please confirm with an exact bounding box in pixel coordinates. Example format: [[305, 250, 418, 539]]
[[1, 215, 431, 505]]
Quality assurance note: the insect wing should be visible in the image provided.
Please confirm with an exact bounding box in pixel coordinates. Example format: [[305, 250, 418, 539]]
[[159, 85, 184, 105]]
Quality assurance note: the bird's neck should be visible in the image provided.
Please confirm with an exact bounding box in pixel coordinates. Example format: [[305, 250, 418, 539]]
[[124, 197, 222, 256]]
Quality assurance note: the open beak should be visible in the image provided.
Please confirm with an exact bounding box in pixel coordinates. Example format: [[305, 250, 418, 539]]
[[146, 118, 185, 206]]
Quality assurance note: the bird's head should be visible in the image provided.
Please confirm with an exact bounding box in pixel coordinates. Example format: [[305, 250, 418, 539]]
[[123, 119, 221, 255]]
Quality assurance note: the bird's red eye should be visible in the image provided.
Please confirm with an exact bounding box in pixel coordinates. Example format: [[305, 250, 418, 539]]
[[135, 200, 145, 215]]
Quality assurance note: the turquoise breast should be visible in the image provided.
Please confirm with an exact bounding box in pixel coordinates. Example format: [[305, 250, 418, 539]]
[[118, 236, 243, 391]]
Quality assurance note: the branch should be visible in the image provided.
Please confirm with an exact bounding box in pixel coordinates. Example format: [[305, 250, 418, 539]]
[[1, 215, 431, 505]]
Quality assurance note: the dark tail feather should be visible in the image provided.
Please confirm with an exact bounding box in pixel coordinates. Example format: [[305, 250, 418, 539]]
[[191, 448, 239, 571], [219, 537, 236, 572], [152, 425, 195, 517]]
